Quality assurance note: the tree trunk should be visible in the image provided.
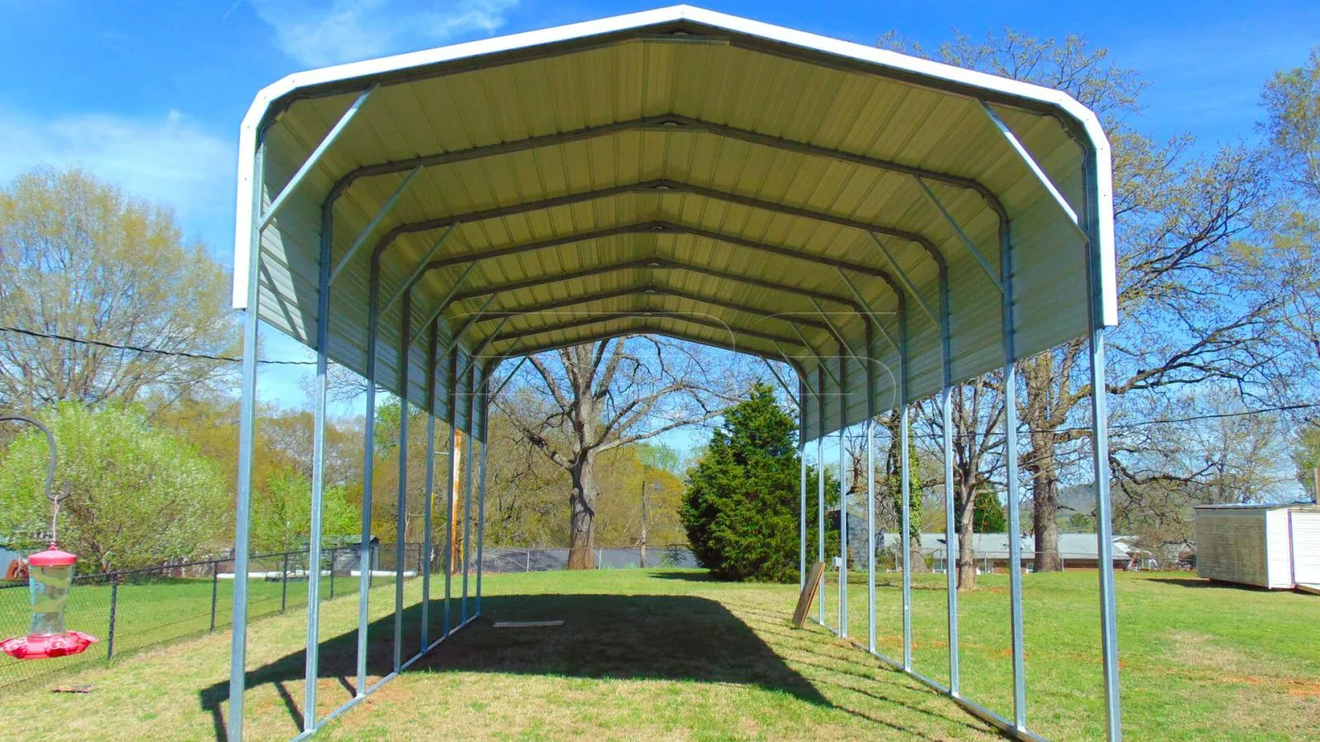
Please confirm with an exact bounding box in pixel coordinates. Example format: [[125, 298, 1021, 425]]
[[909, 544, 929, 573], [567, 451, 598, 570], [1029, 430, 1064, 572], [957, 484, 978, 590]]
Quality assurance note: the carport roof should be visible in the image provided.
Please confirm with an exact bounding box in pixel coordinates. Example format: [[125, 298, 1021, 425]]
[[231, 5, 1116, 442]]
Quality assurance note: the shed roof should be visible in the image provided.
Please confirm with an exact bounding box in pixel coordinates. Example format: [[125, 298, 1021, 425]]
[[232, 5, 1116, 442]]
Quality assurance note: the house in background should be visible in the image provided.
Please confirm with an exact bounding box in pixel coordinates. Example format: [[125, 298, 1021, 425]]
[[826, 507, 1138, 572]]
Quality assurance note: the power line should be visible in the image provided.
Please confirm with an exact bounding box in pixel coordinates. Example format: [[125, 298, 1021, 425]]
[[0, 325, 316, 366]]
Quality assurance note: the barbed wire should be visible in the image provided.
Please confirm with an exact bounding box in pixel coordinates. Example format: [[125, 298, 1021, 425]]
[[0, 325, 316, 365]]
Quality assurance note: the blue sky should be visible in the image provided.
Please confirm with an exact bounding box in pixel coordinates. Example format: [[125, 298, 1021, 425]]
[[2, 0, 1317, 433]]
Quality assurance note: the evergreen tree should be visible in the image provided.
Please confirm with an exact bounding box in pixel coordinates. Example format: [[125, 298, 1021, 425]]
[[681, 382, 835, 582]]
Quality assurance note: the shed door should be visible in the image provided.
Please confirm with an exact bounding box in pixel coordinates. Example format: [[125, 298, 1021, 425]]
[[1290, 512, 1320, 586]]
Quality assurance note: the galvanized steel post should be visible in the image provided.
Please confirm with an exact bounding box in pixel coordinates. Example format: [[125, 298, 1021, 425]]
[[1085, 145, 1124, 742], [461, 361, 475, 622], [817, 367, 826, 628], [475, 370, 490, 614], [800, 377, 808, 591], [443, 347, 458, 637], [228, 134, 265, 741], [421, 321, 438, 647], [838, 347, 848, 638], [393, 290, 412, 673]]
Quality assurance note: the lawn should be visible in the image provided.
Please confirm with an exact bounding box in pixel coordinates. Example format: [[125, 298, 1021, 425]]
[[0, 568, 1315, 740], [0, 557, 397, 691]]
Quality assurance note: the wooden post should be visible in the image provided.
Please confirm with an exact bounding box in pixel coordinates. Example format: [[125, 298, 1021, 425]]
[[451, 428, 464, 574]]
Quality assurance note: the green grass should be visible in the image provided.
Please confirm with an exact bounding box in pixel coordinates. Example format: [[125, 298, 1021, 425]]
[[0, 569, 1316, 740], [0, 566, 398, 689]]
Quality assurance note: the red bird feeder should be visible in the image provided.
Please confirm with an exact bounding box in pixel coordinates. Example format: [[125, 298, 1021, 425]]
[[0, 414, 97, 660]]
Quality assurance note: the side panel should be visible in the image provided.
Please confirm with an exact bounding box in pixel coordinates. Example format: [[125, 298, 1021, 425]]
[[1195, 511, 1269, 588], [1290, 512, 1320, 586], [1265, 509, 1294, 589]]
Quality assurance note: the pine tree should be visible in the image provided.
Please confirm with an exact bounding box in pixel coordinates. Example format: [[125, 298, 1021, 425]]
[[681, 382, 834, 582]]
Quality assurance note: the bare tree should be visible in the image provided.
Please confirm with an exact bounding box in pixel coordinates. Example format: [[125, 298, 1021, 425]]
[[887, 30, 1280, 571], [0, 167, 236, 409], [495, 336, 748, 569]]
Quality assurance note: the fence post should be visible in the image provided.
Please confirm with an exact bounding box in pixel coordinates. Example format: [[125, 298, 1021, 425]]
[[329, 547, 336, 600], [281, 551, 290, 612], [210, 560, 219, 632], [526, 549, 531, 573], [107, 574, 119, 660]]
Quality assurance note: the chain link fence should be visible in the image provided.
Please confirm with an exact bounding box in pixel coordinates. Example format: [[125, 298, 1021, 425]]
[[0, 542, 423, 691], [479, 546, 698, 572]]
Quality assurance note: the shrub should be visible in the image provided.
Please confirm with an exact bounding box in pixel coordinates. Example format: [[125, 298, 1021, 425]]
[[0, 403, 229, 570]]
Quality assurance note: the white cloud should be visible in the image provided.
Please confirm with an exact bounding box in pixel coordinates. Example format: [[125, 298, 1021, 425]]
[[249, 0, 520, 67], [0, 108, 236, 236]]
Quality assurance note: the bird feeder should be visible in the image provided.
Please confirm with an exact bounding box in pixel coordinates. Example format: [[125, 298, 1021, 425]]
[[0, 414, 97, 660]]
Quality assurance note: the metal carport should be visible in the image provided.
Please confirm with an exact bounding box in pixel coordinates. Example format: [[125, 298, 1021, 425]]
[[227, 6, 1121, 740]]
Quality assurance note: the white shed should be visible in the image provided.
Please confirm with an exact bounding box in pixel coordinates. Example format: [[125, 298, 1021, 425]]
[[1193, 503, 1320, 589]]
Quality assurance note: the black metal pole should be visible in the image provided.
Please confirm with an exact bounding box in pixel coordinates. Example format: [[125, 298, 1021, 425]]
[[281, 552, 290, 612], [107, 574, 119, 660], [210, 560, 219, 632]]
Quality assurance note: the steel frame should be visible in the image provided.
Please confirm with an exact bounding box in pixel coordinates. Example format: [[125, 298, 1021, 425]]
[[792, 97, 1121, 742], [228, 14, 1123, 740], [228, 94, 487, 742]]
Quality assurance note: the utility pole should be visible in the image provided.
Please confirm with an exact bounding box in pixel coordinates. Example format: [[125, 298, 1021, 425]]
[[1313, 466, 1319, 505]]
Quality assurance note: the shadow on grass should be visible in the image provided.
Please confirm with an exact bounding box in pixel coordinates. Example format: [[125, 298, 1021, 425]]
[[1142, 576, 1271, 591], [201, 593, 840, 739], [646, 571, 719, 582]]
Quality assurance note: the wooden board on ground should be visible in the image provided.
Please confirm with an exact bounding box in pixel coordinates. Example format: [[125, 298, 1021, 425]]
[[792, 562, 826, 629], [493, 620, 564, 628]]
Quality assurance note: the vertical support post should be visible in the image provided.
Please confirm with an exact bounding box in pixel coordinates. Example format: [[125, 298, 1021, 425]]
[[865, 320, 876, 654], [900, 308, 913, 672], [799, 379, 808, 591], [354, 250, 382, 698], [229, 135, 265, 741], [1001, 223, 1028, 732], [475, 369, 490, 615], [939, 267, 960, 697], [210, 562, 219, 633], [461, 360, 475, 623], [421, 321, 438, 648], [393, 290, 412, 673], [304, 175, 334, 730], [817, 367, 826, 628], [1084, 149, 1123, 742], [838, 348, 848, 639], [443, 347, 458, 637]]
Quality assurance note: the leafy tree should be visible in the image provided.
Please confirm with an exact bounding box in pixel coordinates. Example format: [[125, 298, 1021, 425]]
[[0, 403, 229, 570], [251, 467, 359, 554], [0, 167, 236, 410], [681, 382, 835, 582]]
